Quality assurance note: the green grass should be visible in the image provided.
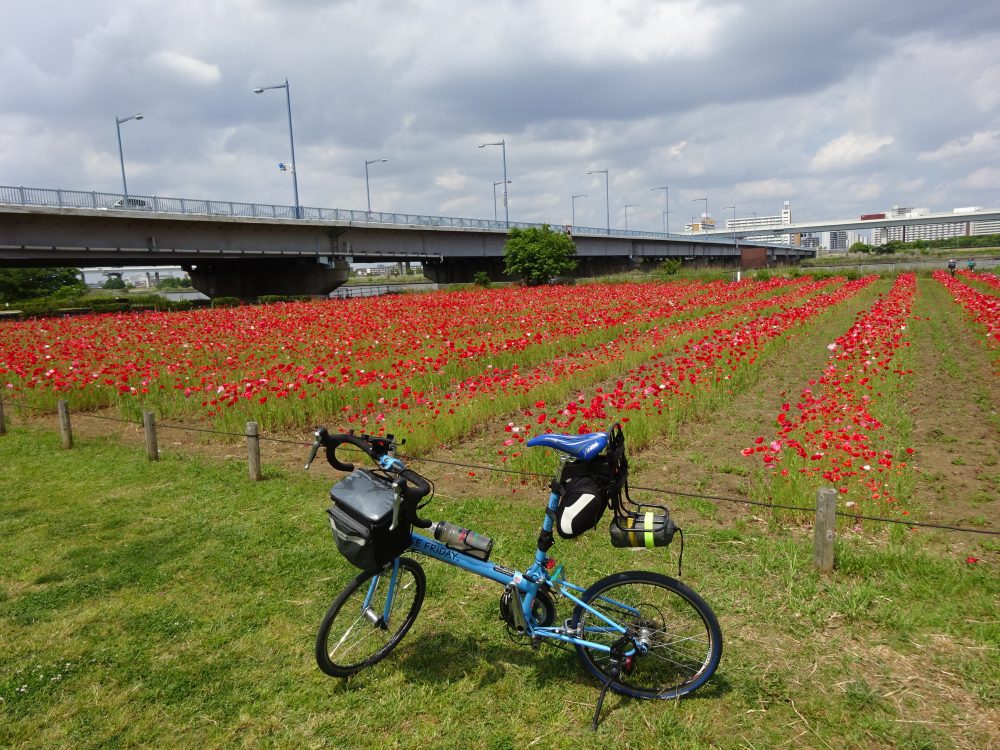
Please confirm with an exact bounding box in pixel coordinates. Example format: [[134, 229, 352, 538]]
[[802, 247, 997, 268], [1, 429, 997, 749]]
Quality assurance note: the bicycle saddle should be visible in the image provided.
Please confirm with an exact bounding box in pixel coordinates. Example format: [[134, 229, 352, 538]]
[[526, 432, 608, 460]]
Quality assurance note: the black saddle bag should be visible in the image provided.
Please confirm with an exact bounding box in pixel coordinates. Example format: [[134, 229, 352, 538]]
[[554, 474, 609, 538], [554, 423, 678, 549], [551, 423, 628, 539]]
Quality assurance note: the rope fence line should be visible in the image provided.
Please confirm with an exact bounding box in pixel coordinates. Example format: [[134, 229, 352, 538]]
[[2, 397, 997, 546], [403, 454, 999, 537], [157, 422, 247, 438]]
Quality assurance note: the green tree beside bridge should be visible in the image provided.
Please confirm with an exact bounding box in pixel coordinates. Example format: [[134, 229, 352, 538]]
[[503, 225, 577, 284]]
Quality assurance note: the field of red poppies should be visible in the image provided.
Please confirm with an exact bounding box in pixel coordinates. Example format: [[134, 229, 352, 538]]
[[2, 271, 997, 520]]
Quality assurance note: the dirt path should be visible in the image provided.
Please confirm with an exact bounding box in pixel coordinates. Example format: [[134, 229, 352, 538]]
[[629, 279, 882, 522], [902, 278, 999, 557]]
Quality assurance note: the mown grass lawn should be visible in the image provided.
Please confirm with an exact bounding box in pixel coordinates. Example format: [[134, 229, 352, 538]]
[[1, 428, 997, 749]]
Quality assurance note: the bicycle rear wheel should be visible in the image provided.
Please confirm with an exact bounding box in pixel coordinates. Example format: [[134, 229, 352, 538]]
[[571, 570, 722, 699], [316, 557, 425, 677]]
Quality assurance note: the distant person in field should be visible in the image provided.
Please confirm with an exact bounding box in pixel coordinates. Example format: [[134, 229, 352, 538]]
[[947, 259, 957, 276], [967, 258, 976, 271]]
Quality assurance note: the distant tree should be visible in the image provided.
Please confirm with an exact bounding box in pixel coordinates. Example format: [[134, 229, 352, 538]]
[[103, 276, 127, 290], [848, 241, 871, 254], [0, 267, 87, 303], [156, 275, 191, 290], [503, 225, 577, 284], [657, 259, 682, 275], [472, 271, 491, 287]]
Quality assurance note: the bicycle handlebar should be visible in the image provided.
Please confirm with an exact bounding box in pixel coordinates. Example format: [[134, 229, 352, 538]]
[[306, 427, 432, 528]]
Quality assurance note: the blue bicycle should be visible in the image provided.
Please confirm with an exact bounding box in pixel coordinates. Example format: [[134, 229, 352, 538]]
[[306, 424, 722, 728]]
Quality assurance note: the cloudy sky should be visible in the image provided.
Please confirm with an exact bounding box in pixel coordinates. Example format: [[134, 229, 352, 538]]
[[2, 0, 999, 231]]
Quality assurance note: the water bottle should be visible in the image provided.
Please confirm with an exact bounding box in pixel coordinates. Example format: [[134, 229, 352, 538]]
[[432, 522, 494, 561]]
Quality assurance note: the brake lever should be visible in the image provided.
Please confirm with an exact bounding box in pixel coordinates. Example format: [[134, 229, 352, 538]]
[[389, 480, 403, 531], [304, 431, 323, 470]]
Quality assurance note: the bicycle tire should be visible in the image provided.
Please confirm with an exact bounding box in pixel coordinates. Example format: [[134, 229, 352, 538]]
[[315, 557, 426, 677], [571, 570, 722, 699]]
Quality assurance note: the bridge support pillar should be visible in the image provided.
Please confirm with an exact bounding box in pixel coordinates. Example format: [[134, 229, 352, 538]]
[[185, 258, 350, 299]]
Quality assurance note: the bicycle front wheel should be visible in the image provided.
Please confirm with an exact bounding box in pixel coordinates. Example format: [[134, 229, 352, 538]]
[[571, 570, 722, 699], [316, 557, 426, 677]]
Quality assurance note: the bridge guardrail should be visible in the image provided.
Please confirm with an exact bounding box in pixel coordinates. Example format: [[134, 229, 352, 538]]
[[0, 184, 760, 246]]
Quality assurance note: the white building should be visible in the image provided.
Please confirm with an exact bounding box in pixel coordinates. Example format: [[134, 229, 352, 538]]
[[725, 201, 793, 245], [871, 206, 999, 243], [685, 214, 717, 232], [81, 265, 188, 288]]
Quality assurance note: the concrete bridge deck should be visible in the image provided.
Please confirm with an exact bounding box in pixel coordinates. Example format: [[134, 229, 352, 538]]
[[1, 186, 812, 297]]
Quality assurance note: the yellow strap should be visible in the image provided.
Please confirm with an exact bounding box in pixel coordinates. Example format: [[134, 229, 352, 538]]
[[644, 511, 655, 549], [624, 515, 638, 547]]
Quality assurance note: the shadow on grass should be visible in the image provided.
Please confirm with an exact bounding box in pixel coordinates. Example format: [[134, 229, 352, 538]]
[[379, 629, 732, 704], [390, 631, 567, 691]]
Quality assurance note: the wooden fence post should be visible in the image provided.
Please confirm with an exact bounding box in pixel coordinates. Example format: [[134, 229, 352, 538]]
[[0, 397, 6, 435], [814, 487, 837, 572], [57, 399, 73, 449], [143, 411, 159, 461], [247, 421, 262, 481]]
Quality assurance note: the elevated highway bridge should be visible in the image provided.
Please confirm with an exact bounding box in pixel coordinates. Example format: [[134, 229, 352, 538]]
[[700, 207, 1000, 239], [1, 185, 809, 298]]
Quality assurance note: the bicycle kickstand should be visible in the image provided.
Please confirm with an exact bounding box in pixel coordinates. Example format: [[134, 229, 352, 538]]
[[590, 668, 618, 731], [590, 636, 633, 731]]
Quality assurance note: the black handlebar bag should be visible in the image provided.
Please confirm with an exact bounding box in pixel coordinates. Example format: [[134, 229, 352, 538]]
[[327, 469, 411, 573]]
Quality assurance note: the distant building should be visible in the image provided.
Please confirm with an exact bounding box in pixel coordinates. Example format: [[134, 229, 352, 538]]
[[725, 201, 793, 245], [869, 206, 999, 244], [969, 216, 1000, 235], [826, 230, 866, 252], [799, 229, 867, 254], [81, 265, 188, 288], [685, 215, 717, 232]]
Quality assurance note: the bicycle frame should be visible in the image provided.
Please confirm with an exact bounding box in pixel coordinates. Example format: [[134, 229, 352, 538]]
[[315, 427, 721, 728], [365, 488, 639, 657]]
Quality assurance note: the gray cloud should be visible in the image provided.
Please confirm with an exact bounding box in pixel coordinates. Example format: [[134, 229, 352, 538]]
[[1, 0, 998, 230]]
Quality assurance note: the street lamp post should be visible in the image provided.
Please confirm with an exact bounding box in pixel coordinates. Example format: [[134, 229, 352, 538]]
[[115, 113, 144, 202], [693, 197, 708, 231], [493, 180, 512, 222], [650, 185, 669, 234], [364, 158, 388, 214], [587, 169, 610, 234], [624, 203, 638, 231], [478, 139, 508, 227], [723, 205, 738, 255], [254, 78, 301, 219], [571, 193, 588, 226]]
